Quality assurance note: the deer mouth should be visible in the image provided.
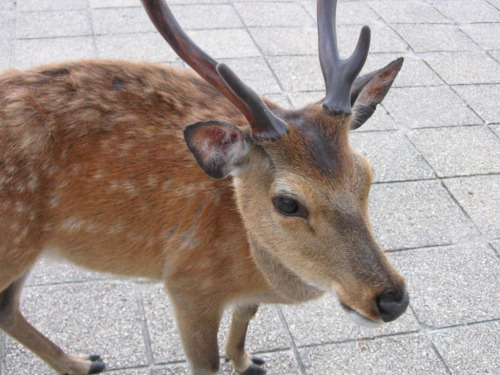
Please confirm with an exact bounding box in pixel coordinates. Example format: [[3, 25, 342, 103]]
[[339, 302, 383, 328]]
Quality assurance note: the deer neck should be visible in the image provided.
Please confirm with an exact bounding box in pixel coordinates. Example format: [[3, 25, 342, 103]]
[[248, 237, 324, 304]]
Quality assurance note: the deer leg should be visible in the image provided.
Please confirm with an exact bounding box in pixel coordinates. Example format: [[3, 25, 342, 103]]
[[169, 293, 223, 375], [0, 273, 106, 375], [225, 304, 266, 375]]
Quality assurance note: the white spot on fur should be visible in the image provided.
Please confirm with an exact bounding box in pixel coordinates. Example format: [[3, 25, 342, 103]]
[[15, 201, 24, 212], [62, 217, 84, 232]]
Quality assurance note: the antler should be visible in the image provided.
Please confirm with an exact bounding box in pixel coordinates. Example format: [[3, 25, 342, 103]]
[[317, 0, 371, 115], [141, 0, 288, 140]]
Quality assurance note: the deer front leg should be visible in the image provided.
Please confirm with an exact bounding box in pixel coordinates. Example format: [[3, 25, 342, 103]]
[[169, 293, 223, 375], [225, 304, 266, 375], [0, 274, 105, 375]]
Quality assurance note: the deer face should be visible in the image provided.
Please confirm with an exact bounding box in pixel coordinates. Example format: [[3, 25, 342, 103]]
[[230, 104, 407, 325]]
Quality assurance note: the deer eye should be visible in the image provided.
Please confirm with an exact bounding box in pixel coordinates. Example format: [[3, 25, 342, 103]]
[[273, 197, 299, 216]]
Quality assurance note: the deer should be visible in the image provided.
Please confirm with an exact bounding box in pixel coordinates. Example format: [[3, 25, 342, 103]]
[[0, 0, 409, 374]]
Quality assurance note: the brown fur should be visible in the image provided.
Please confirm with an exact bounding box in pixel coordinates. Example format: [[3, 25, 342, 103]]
[[0, 59, 405, 375]]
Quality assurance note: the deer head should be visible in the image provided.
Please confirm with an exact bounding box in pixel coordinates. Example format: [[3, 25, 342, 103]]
[[142, 0, 408, 325]]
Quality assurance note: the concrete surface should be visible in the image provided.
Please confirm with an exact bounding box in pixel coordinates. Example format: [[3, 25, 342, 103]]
[[0, 0, 499, 374]]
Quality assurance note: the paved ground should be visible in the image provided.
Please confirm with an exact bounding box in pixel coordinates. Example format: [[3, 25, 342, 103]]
[[1, 0, 499, 374]]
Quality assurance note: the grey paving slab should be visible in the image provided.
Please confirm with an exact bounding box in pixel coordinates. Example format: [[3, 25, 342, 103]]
[[461, 23, 500, 51], [430, 321, 500, 375], [390, 243, 500, 328], [16, 10, 91, 39], [489, 50, 500, 64], [433, 0, 500, 23], [444, 175, 500, 238], [26, 256, 109, 286], [17, 0, 88, 11], [337, 24, 408, 54], [393, 24, 479, 53], [350, 131, 435, 182], [454, 84, 500, 124], [152, 364, 190, 375], [0, 9, 14, 40], [4, 281, 148, 374], [491, 239, 500, 256], [93, 7, 156, 35], [280, 295, 419, 347], [369, 0, 450, 24], [382, 86, 481, 128], [409, 126, 500, 177], [234, 2, 314, 27], [299, 334, 448, 375], [301, 1, 381, 26], [287, 91, 324, 109], [188, 29, 260, 58], [423, 51, 500, 84], [369, 180, 478, 250], [268, 55, 322, 92], [249, 27, 318, 56], [106, 369, 151, 375], [219, 350, 301, 375], [0, 40, 11, 70], [13, 36, 96, 69], [90, 0, 141, 7], [96, 33, 179, 62], [219, 57, 281, 94], [169, 4, 242, 30]]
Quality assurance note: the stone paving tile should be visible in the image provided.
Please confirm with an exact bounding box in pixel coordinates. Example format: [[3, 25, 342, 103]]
[[301, 1, 381, 25], [0, 9, 14, 39], [280, 294, 419, 347], [13, 36, 96, 69], [89, 0, 141, 7], [0, 40, 11, 70], [299, 334, 448, 375], [268, 55, 322, 92], [390, 243, 500, 328], [17, 0, 88, 11], [432, 0, 500, 23], [491, 239, 500, 256], [3, 281, 148, 374], [430, 321, 500, 375], [16, 10, 91, 39], [93, 7, 156, 35], [249, 27, 318, 56], [409, 126, 500, 177], [169, 4, 242, 30], [393, 24, 479, 53], [488, 50, 500, 64], [188, 29, 260, 58], [337, 24, 408, 54], [423, 51, 500, 84], [219, 57, 281, 94], [461, 23, 500, 51], [369, 0, 450, 24], [96, 33, 179, 62], [350, 131, 435, 182], [105, 368, 151, 375], [444, 176, 500, 238], [454, 84, 500, 124], [369, 180, 477, 251], [382, 86, 481, 128], [234, 2, 314, 27]]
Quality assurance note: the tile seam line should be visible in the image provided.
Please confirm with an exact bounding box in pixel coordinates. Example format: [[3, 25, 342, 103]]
[[276, 305, 308, 375], [134, 284, 156, 369], [86, 0, 99, 61]]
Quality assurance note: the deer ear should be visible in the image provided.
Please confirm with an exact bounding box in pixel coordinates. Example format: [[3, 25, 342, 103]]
[[350, 57, 403, 130], [184, 121, 250, 179]]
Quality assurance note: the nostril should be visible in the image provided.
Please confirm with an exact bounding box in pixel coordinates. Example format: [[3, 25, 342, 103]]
[[377, 289, 409, 322]]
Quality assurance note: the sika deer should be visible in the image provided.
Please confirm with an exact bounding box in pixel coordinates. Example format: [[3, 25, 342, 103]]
[[0, 0, 409, 374]]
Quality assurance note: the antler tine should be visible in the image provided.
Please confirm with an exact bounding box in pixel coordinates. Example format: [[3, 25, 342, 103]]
[[141, 0, 288, 140], [317, 0, 371, 115]]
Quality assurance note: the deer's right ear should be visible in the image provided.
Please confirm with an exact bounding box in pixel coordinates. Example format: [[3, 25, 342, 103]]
[[184, 121, 251, 179]]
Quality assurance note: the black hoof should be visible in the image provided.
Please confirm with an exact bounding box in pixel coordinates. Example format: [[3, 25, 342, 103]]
[[241, 363, 267, 375], [251, 356, 265, 365], [88, 361, 106, 374], [88, 355, 102, 362]]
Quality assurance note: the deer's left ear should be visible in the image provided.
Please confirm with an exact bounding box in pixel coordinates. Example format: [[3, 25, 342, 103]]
[[350, 57, 403, 130], [184, 120, 251, 179]]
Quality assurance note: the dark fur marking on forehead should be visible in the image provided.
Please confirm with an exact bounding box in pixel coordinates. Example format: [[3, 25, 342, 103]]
[[264, 105, 351, 179]]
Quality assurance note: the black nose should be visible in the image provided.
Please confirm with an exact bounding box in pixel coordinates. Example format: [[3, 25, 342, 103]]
[[377, 289, 409, 322]]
